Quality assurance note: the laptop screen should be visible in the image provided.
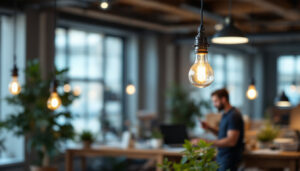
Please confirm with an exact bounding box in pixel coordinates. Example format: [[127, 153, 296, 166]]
[[160, 125, 189, 145]]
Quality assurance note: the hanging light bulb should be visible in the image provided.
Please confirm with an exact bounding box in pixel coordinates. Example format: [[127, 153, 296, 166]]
[[9, 4, 21, 95], [290, 80, 297, 92], [9, 64, 21, 95], [246, 78, 258, 100], [73, 86, 81, 96], [63, 83, 71, 93], [188, 0, 214, 88], [126, 83, 136, 95], [47, 80, 62, 110], [100, 0, 109, 9]]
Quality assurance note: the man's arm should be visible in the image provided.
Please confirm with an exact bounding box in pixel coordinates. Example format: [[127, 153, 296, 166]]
[[210, 130, 240, 147], [201, 121, 219, 136]]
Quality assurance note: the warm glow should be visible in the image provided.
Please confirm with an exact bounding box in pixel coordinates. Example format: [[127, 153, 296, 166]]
[[73, 86, 81, 96], [276, 101, 291, 108], [211, 37, 249, 44], [188, 53, 214, 88], [64, 84, 71, 93], [290, 85, 297, 92], [47, 92, 62, 110], [100, 2, 109, 9], [126, 84, 136, 95], [9, 76, 21, 95], [246, 85, 258, 100]]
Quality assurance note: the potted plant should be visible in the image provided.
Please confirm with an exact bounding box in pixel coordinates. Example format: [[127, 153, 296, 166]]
[[159, 140, 219, 170], [150, 129, 163, 149], [80, 130, 95, 148], [166, 85, 210, 128], [257, 121, 280, 149], [1, 60, 77, 171]]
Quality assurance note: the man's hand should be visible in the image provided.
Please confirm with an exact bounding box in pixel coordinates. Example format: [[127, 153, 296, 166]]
[[191, 138, 212, 145], [200, 121, 210, 130]]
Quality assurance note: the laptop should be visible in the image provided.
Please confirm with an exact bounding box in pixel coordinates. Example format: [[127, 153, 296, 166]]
[[160, 124, 189, 147]]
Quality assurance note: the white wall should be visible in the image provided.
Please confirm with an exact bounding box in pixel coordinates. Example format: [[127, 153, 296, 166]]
[[0, 15, 26, 162]]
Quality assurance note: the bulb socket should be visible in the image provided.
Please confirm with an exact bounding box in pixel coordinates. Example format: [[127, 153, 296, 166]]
[[194, 25, 209, 54], [250, 78, 255, 86], [12, 65, 18, 77], [50, 79, 58, 93]]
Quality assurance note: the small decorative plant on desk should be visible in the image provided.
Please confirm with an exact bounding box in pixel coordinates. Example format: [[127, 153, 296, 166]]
[[80, 130, 95, 149], [1, 60, 77, 171], [159, 140, 218, 171], [257, 121, 280, 149], [150, 129, 163, 149]]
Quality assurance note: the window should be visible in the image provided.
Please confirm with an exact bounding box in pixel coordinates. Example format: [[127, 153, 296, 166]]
[[277, 55, 300, 105], [190, 52, 245, 109], [55, 28, 124, 135]]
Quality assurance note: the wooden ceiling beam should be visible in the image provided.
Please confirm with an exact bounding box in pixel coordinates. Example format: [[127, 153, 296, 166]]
[[242, 0, 300, 20], [59, 7, 207, 33], [117, 0, 215, 23]]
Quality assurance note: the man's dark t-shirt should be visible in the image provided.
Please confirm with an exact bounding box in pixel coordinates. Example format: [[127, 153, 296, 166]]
[[217, 107, 244, 171]]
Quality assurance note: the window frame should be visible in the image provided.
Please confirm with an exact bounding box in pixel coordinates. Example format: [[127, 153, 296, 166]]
[[56, 26, 127, 132]]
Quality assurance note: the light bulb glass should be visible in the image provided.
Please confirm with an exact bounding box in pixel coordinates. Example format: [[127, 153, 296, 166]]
[[9, 76, 21, 95], [64, 84, 71, 93], [47, 92, 62, 110], [246, 85, 258, 100], [291, 84, 297, 92], [100, 2, 109, 9], [126, 84, 136, 95], [73, 86, 81, 96], [188, 53, 214, 88], [211, 37, 249, 44]]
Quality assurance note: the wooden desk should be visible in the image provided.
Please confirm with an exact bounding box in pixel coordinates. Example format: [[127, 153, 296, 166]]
[[243, 151, 300, 171], [65, 147, 300, 171], [65, 147, 182, 171]]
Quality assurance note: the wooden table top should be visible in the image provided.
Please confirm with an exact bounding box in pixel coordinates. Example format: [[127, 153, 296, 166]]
[[66, 146, 300, 159]]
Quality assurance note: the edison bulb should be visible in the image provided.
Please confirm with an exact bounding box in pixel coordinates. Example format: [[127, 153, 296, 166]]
[[100, 2, 109, 9], [246, 85, 258, 100], [188, 53, 214, 88], [9, 76, 21, 95], [47, 92, 62, 110], [73, 86, 81, 96], [63, 84, 71, 93], [126, 84, 136, 95]]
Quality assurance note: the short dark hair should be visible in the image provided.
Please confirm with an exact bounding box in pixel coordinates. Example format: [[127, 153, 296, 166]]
[[211, 88, 229, 101]]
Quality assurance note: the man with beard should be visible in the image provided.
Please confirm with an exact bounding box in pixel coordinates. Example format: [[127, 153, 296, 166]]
[[192, 88, 244, 171]]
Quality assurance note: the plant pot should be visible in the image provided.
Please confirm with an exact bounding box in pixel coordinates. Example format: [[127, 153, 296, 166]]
[[258, 141, 272, 149], [83, 141, 92, 149], [150, 138, 163, 149], [30, 166, 57, 171]]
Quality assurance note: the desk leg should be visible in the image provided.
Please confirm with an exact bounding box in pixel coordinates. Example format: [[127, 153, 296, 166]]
[[156, 155, 163, 171], [65, 151, 73, 171], [81, 156, 86, 171], [289, 160, 296, 171]]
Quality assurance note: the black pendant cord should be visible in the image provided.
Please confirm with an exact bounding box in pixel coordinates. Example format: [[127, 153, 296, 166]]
[[200, 0, 203, 28], [228, 0, 232, 19], [13, 0, 17, 68], [51, 0, 57, 92]]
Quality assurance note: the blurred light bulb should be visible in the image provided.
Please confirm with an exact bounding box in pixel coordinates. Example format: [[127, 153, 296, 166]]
[[64, 84, 71, 93], [188, 53, 214, 88], [9, 76, 21, 95], [246, 85, 258, 100], [126, 84, 136, 95], [100, 2, 109, 9], [73, 86, 81, 96], [47, 92, 62, 110]]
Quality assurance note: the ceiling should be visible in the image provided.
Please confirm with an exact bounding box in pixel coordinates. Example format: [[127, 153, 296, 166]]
[[1, 0, 300, 36]]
